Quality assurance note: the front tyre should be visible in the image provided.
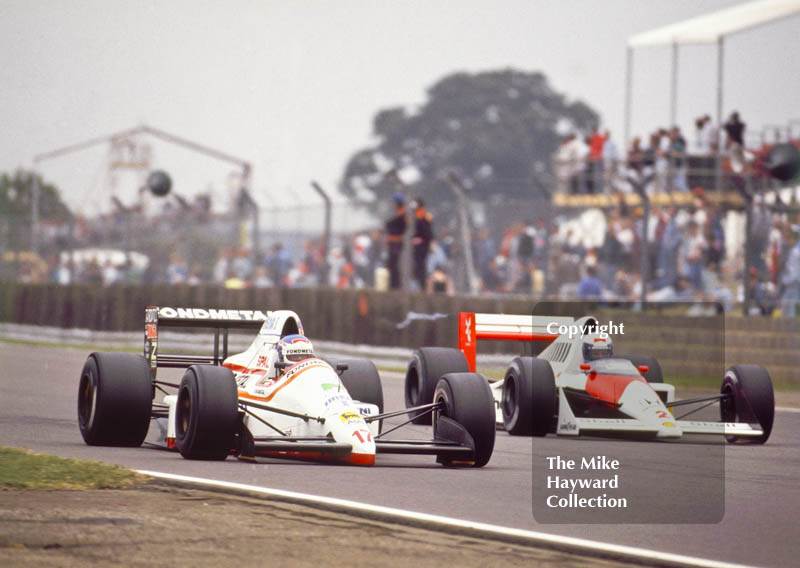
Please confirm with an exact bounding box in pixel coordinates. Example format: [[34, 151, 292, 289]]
[[502, 357, 556, 436], [78, 352, 152, 446], [176, 365, 239, 460], [433, 372, 495, 467], [720, 364, 774, 444]]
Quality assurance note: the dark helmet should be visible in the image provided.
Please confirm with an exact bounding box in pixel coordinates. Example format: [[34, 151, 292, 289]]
[[582, 337, 613, 361]]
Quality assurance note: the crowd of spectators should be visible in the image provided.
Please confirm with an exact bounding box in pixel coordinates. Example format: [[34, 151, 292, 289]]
[[554, 111, 787, 196], [5, 112, 799, 317], [16, 184, 797, 318]]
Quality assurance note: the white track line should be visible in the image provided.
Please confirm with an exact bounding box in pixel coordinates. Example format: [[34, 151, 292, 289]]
[[776, 407, 800, 413], [138, 470, 759, 568]]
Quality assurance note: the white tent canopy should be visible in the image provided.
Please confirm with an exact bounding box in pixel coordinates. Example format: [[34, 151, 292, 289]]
[[629, 0, 800, 47], [623, 0, 800, 151]]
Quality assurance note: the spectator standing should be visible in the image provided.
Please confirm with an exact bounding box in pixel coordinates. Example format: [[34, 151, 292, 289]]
[[684, 221, 707, 291], [627, 136, 646, 176], [385, 193, 407, 289], [588, 127, 606, 193], [656, 206, 682, 288], [577, 265, 604, 299], [411, 197, 434, 291], [780, 228, 800, 317], [602, 130, 618, 191], [668, 126, 688, 191], [724, 111, 746, 149]]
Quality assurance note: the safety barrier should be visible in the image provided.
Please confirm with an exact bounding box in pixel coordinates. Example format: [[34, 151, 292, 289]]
[[1, 282, 798, 385]]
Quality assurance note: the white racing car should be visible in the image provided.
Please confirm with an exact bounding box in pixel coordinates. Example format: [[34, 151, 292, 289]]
[[404, 312, 774, 443], [77, 306, 495, 466]]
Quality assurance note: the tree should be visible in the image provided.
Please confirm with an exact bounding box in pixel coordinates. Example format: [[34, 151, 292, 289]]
[[0, 170, 71, 221], [339, 69, 599, 220], [0, 169, 72, 251]]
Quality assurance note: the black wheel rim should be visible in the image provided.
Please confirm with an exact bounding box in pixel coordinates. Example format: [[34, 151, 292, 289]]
[[78, 371, 96, 429], [502, 377, 516, 419], [177, 385, 191, 439], [721, 383, 737, 422]]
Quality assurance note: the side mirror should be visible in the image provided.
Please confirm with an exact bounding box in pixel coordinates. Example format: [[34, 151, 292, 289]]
[[638, 365, 649, 374], [336, 363, 349, 374], [579, 363, 591, 371]]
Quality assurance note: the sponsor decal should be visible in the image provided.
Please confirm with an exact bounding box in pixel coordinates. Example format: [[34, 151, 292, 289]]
[[559, 421, 578, 431], [357, 406, 373, 416], [283, 359, 317, 379], [321, 382, 340, 391], [158, 307, 268, 321], [324, 393, 349, 409], [663, 422, 676, 428], [145, 323, 158, 340], [256, 355, 268, 368], [256, 377, 276, 387], [145, 307, 159, 323], [340, 411, 362, 423], [261, 315, 279, 330], [464, 316, 472, 345]]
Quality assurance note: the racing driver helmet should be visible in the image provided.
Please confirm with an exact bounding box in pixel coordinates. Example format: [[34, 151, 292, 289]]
[[276, 334, 315, 366], [582, 336, 613, 361]]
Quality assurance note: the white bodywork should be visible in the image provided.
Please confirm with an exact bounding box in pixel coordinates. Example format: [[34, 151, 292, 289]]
[[158, 310, 379, 463], [467, 313, 765, 440]]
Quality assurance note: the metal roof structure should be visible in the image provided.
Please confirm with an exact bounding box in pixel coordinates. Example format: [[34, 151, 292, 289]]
[[628, 0, 800, 47], [623, 0, 800, 148]]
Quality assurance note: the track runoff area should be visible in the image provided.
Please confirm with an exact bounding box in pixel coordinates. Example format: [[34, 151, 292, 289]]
[[138, 470, 754, 568]]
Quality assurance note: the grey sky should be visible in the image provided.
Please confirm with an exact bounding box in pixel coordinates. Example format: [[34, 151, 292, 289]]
[[1, 0, 798, 217]]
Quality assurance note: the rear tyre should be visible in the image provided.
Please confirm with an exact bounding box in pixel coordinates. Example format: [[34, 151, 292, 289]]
[[176, 365, 239, 460], [78, 352, 152, 446], [502, 357, 556, 436], [620, 354, 663, 383], [720, 365, 774, 444], [434, 372, 495, 467], [405, 347, 469, 425]]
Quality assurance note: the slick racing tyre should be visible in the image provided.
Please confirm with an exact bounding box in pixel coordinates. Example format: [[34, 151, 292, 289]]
[[405, 347, 469, 425], [720, 364, 775, 444], [78, 352, 152, 447], [502, 357, 556, 437], [176, 365, 239, 460], [330, 359, 384, 413], [433, 372, 495, 467], [620, 354, 663, 383], [333, 358, 384, 433]]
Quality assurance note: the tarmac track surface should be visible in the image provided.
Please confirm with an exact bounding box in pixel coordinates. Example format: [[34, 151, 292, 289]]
[[1, 343, 798, 567]]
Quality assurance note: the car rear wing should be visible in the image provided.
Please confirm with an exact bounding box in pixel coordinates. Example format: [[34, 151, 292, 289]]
[[458, 312, 574, 372], [144, 306, 272, 376]]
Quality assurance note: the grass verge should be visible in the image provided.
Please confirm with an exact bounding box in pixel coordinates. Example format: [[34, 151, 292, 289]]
[[0, 447, 148, 490]]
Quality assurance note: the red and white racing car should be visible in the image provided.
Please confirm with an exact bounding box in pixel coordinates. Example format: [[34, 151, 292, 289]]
[[404, 312, 774, 443], [77, 306, 495, 466]]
